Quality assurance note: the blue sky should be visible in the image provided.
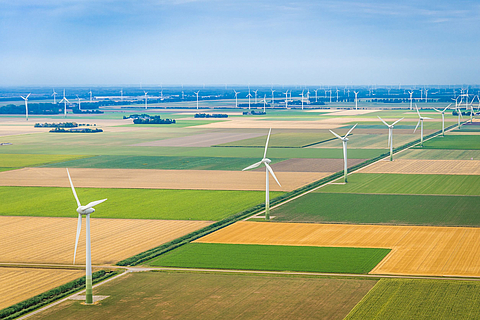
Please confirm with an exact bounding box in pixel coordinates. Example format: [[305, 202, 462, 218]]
[[1, 0, 479, 86]]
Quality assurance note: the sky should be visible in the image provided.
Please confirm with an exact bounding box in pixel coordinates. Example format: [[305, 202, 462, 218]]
[[1, 0, 479, 86]]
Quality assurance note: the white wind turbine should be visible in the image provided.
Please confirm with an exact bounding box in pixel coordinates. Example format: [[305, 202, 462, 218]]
[[234, 90, 240, 108], [144, 91, 148, 109], [314, 89, 318, 102], [195, 91, 200, 109], [59, 90, 69, 118], [433, 104, 451, 136], [52, 89, 58, 104], [329, 124, 357, 183], [354, 91, 359, 110], [20, 93, 31, 121], [67, 168, 107, 305], [424, 89, 428, 103], [76, 95, 82, 111], [300, 90, 304, 110], [254, 89, 258, 104], [242, 129, 281, 220], [408, 91, 414, 110], [414, 104, 433, 147], [284, 91, 289, 108], [247, 91, 252, 109], [378, 116, 404, 161], [89, 90, 93, 102], [120, 89, 123, 102], [271, 89, 275, 105], [262, 94, 267, 112]]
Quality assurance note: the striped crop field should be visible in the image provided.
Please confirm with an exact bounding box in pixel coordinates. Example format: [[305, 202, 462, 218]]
[[196, 221, 480, 277], [318, 173, 480, 195], [419, 134, 480, 149], [359, 159, 480, 175], [396, 149, 480, 160], [0, 154, 90, 167], [215, 132, 335, 148], [345, 278, 480, 319]]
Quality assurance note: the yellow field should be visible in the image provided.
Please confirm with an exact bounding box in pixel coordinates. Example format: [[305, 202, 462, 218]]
[[196, 221, 480, 277], [0, 267, 84, 309], [0, 167, 329, 192], [0, 216, 212, 265], [359, 159, 480, 175], [194, 117, 354, 129]]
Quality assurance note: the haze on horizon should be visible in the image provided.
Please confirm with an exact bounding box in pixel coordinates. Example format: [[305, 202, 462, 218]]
[[1, 0, 479, 87]]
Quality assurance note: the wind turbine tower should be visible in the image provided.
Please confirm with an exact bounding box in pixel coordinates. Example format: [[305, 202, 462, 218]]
[[354, 91, 359, 110], [284, 91, 289, 109], [195, 91, 200, 110], [144, 91, 148, 109], [408, 91, 414, 110], [89, 90, 93, 102], [254, 90, 258, 104], [271, 89, 275, 105], [247, 91, 252, 110], [329, 124, 357, 183], [378, 116, 404, 161], [52, 89, 58, 104], [300, 90, 304, 110], [60, 90, 69, 118], [433, 104, 451, 136], [20, 93, 31, 121], [234, 90, 240, 108], [414, 104, 433, 147], [262, 94, 267, 112], [76, 95, 82, 111]]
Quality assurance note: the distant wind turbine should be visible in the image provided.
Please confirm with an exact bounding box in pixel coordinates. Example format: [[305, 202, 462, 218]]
[[120, 89, 123, 101], [89, 90, 93, 102], [300, 90, 304, 110], [284, 91, 289, 109], [195, 91, 200, 110], [242, 129, 281, 220], [408, 91, 414, 110], [378, 116, 404, 161], [52, 89, 58, 104], [60, 90, 69, 118], [262, 94, 267, 112], [76, 95, 82, 111], [68, 168, 107, 305], [433, 104, 451, 136], [247, 91, 252, 110], [144, 91, 148, 109], [329, 124, 357, 183], [234, 90, 240, 108], [414, 104, 433, 147], [254, 89, 258, 104], [354, 91, 359, 110], [314, 89, 318, 102], [20, 93, 31, 121], [271, 89, 275, 105]]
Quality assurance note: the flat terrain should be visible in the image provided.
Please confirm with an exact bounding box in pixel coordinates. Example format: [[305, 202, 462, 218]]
[[272, 192, 480, 226], [0, 154, 89, 167], [420, 134, 480, 149], [215, 132, 335, 147], [0, 267, 84, 309], [359, 159, 480, 175], [150, 243, 390, 274], [345, 278, 480, 319], [0, 216, 212, 265], [0, 187, 276, 220], [311, 134, 417, 149], [30, 272, 377, 320], [318, 173, 480, 195], [0, 167, 322, 191], [133, 131, 265, 147], [194, 117, 355, 129], [254, 158, 367, 172], [397, 148, 480, 160], [197, 221, 480, 277]]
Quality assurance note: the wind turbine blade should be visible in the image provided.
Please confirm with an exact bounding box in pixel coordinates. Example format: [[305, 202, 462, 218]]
[[26, 93, 31, 99], [413, 120, 420, 133], [84, 198, 107, 209], [443, 104, 452, 112], [263, 128, 271, 159], [329, 130, 343, 140], [377, 116, 389, 127], [265, 163, 281, 187], [423, 117, 433, 120], [242, 161, 263, 171], [392, 117, 404, 126], [66, 169, 81, 207], [73, 213, 82, 264], [432, 108, 441, 113], [415, 104, 421, 117], [344, 123, 357, 138]]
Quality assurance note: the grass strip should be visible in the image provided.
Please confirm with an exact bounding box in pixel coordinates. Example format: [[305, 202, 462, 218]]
[[0, 269, 119, 320]]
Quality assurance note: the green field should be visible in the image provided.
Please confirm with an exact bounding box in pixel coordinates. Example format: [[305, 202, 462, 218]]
[[272, 192, 480, 226], [215, 132, 335, 148], [397, 149, 480, 160], [149, 243, 390, 274], [318, 173, 480, 195], [0, 154, 89, 167], [30, 272, 376, 320], [0, 187, 282, 220], [116, 119, 227, 128], [42, 155, 287, 170], [419, 135, 480, 149], [345, 278, 480, 319]]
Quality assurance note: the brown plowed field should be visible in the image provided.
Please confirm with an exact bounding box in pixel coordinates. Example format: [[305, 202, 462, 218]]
[[0, 216, 212, 265], [359, 159, 480, 175], [253, 158, 367, 172], [0, 267, 84, 309], [132, 132, 265, 147], [195, 221, 480, 277], [0, 168, 327, 192]]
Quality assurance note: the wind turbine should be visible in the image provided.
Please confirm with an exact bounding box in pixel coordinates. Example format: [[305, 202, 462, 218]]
[[20, 93, 31, 121], [271, 89, 275, 105], [300, 90, 304, 110], [144, 91, 148, 109], [262, 94, 267, 112], [120, 89, 123, 102], [408, 91, 414, 110], [414, 104, 433, 147], [284, 91, 289, 108], [60, 90, 69, 118], [336, 89, 339, 102], [195, 91, 200, 109], [433, 104, 451, 136], [242, 129, 281, 220], [329, 124, 357, 183], [254, 89, 258, 104], [314, 89, 318, 102], [354, 91, 359, 110], [234, 90, 240, 108], [89, 90, 93, 102], [76, 95, 82, 111], [247, 91, 252, 110], [424, 89, 428, 103], [52, 89, 58, 104], [68, 168, 107, 305], [329, 90, 332, 103], [378, 116, 404, 161]]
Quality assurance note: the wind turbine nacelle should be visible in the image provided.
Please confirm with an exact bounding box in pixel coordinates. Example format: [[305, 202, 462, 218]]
[[77, 207, 95, 215], [263, 158, 271, 164]]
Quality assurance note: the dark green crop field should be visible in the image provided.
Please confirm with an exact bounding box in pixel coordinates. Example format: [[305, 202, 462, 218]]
[[272, 192, 480, 226], [345, 278, 480, 319], [149, 243, 390, 274], [418, 134, 480, 149]]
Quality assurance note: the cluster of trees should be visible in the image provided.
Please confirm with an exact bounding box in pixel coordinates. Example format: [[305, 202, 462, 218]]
[[49, 127, 103, 133], [194, 113, 228, 118], [0, 103, 61, 114], [452, 110, 474, 116], [243, 110, 266, 115], [34, 122, 78, 128], [133, 116, 175, 124], [72, 108, 103, 114]]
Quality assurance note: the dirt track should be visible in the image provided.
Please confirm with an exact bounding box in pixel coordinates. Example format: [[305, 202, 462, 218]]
[[359, 159, 480, 175], [196, 221, 480, 277], [0, 168, 330, 192]]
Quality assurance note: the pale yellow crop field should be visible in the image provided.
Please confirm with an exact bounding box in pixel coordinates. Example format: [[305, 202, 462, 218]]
[[0, 267, 84, 309], [194, 117, 354, 129], [359, 159, 480, 175], [196, 221, 480, 277], [0, 216, 212, 265]]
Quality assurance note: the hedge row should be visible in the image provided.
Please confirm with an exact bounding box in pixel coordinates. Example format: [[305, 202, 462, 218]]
[[116, 122, 460, 267], [0, 269, 119, 320]]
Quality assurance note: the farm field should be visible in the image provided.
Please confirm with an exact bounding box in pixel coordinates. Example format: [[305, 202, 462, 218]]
[[149, 243, 390, 274], [0, 186, 279, 220], [196, 221, 480, 277], [193, 117, 355, 129], [345, 278, 480, 319], [215, 132, 335, 147], [0, 154, 89, 167], [133, 131, 265, 147], [396, 148, 480, 160], [0, 267, 84, 310], [419, 134, 480, 149], [29, 272, 377, 320], [260, 158, 367, 172], [0, 167, 318, 192], [271, 192, 480, 226], [311, 133, 418, 149], [0, 216, 212, 264], [358, 159, 480, 175], [318, 173, 480, 195], [339, 120, 456, 130]]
